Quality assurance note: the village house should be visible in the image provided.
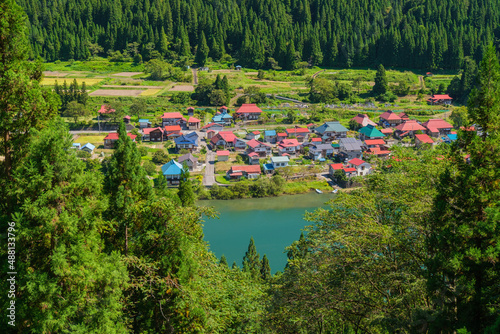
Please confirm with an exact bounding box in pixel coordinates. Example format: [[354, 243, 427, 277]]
[[328, 163, 357, 179], [380, 128, 394, 137], [72, 143, 81, 150], [246, 139, 272, 157], [217, 150, 230, 161], [422, 119, 453, 137], [309, 143, 334, 161], [248, 152, 260, 165], [347, 158, 372, 176], [206, 130, 216, 140], [398, 112, 410, 122], [202, 122, 224, 133], [277, 138, 301, 156], [104, 132, 137, 149], [246, 130, 261, 140], [271, 156, 290, 169], [394, 120, 426, 138], [212, 110, 233, 126], [139, 119, 151, 128], [187, 116, 201, 130], [363, 139, 386, 149], [142, 127, 164, 142], [310, 137, 322, 144], [315, 121, 348, 142], [178, 153, 198, 171], [350, 114, 377, 128], [427, 94, 453, 105], [364, 146, 391, 158], [415, 133, 435, 147], [227, 165, 262, 179], [234, 103, 263, 120], [358, 124, 385, 140], [161, 160, 184, 185], [163, 125, 182, 140], [379, 110, 403, 127], [264, 130, 277, 143], [210, 131, 237, 149], [123, 115, 131, 124], [277, 132, 288, 142], [338, 137, 363, 160], [161, 112, 187, 127], [80, 143, 95, 154], [174, 132, 199, 152], [307, 123, 316, 132], [234, 137, 247, 150], [186, 107, 195, 116], [286, 127, 310, 142]]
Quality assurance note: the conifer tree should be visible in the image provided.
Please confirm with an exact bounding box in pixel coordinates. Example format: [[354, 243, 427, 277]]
[[242, 237, 260, 279], [260, 254, 271, 280], [195, 31, 209, 66], [177, 167, 195, 207], [427, 44, 500, 332], [373, 64, 389, 96], [220, 255, 228, 267], [104, 121, 152, 255]]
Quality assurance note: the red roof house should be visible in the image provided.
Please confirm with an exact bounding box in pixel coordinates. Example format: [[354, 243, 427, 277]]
[[415, 133, 434, 146], [427, 94, 453, 105], [188, 116, 201, 130], [422, 119, 453, 137], [161, 112, 187, 126], [351, 114, 377, 127], [395, 120, 426, 138], [217, 150, 230, 161], [211, 131, 238, 148], [227, 165, 262, 179], [104, 132, 137, 149], [286, 127, 310, 142], [234, 104, 263, 120], [379, 110, 403, 127]]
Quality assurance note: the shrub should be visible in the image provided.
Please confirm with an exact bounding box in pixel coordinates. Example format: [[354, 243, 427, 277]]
[[142, 160, 157, 176], [138, 146, 149, 157], [152, 150, 170, 164], [76, 150, 91, 158]]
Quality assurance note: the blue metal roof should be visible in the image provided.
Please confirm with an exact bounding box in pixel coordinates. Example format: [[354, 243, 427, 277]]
[[161, 160, 183, 176], [81, 143, 95, 151], [447, 134, 457, 141], [139, 119, 149, 122], [265, 130, 276, 136]]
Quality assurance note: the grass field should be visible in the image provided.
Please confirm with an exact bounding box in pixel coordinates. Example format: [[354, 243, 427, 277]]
[[140, 89, 163, 96]]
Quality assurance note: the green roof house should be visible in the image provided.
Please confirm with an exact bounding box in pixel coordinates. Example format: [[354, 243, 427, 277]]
[[315, 121, 348, 142], [359, 124, 385, 140]]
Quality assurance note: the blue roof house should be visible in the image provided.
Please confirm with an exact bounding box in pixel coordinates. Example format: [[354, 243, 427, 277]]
[[139, 119, 152, 128], [80, 143, 95, 154], [174, 132, 199, 152], [161, 160, 184, 185], [264, 130, 277, 143], [212, 111, 233, 126]]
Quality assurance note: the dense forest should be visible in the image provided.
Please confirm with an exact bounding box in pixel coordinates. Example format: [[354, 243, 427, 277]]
[[19, 0, 500, 69], [2, 0, 500, 333]]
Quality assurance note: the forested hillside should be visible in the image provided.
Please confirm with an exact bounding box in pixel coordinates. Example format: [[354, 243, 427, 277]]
[[20, 0, 500, 69]]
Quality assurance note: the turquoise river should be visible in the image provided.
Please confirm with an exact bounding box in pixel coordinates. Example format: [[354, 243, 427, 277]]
[[200, 192, 337, 273]]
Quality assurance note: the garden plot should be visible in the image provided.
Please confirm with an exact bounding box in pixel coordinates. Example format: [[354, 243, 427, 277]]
[[41, 77, 104, 86], [89, 89, 146, 97], [169, 85, 194, 92], [112, 72, 144, 77]]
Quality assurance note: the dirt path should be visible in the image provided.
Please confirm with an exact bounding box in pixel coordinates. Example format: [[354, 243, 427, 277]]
[[229, 93, 245, 106], [192, 68, 198, 85], [419, 76, 426, 90], [312, 69, 325, 79]]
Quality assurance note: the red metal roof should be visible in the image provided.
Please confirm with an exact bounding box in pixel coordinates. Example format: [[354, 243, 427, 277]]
[[278, 139, 300, 147], [143, 127, 164, 135], [349, 158, 366, 166], [161, 112, 186, 120], [252, 130, 260, 134], [343, 168, 357, 173], [380, 128, 393, 134], [164, 125, 181, 132], [286, 127, 310, 134], [422, 119, 453, 131], [217, 150, 230, 156], [379, 110, 402, 121], [364, 139, 385, 145], [351, 114, 377, 126], [230, 165, 262, 174], [311, 138, 322, 142], [235, 103, 263, 114], [123, 115, 131, 119], [395, 120, 426, 131], [430, 94, 452, 100], [188, 117, 200, 123], [104, 133, 137, 140], [247, 139, 269, 148], [330, 163, 344, 170], [248, 152, 259, 157], [415, 134, 434, 144], [277, 132, 287, 137]]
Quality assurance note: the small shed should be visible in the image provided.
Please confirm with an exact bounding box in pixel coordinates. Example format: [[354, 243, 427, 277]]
[[80, 143, 95, 154], [217, 150, 230, 161], [139, 119, 151, 128]]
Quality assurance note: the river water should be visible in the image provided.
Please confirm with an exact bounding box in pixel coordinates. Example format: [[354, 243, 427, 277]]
[[199, 192, 336, 273]]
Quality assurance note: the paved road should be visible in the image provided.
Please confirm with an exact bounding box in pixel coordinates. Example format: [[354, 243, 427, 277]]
[[203, 150, 216, 186]]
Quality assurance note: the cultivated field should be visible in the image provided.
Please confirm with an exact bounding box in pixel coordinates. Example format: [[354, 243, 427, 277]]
[[41, 77, 104, 86], [89, 89, 145, 97]]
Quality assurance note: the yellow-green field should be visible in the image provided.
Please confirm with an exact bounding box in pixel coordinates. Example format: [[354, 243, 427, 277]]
[[41, 78, 104, 86], [74, 134, 106, 146], [140, 89, 163, 96]]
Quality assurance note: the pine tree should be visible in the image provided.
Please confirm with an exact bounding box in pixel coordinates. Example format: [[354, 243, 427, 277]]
[[260, 254, 271, 280], [177, 167, 195, 207], [159, 27, 169, 56], [195, 31, 209, 66], [104, 122, 152, 255], [373, 64, 389, 96], [427, 44, 500, 332], [220, 255, 228, 267], [242, 237, 260, 279]]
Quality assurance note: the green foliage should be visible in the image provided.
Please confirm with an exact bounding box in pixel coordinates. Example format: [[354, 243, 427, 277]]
[[426, 44, 500, 332], [54, 79, 89, 110], [242, 237, 261, 279], [152, 150, 170, 165], [142, 160, 157, 176], [63, 100, 90, 123], [177, 168, 195, 207], [373, 64, 388, 96]]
